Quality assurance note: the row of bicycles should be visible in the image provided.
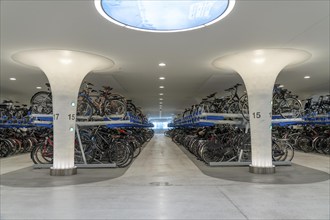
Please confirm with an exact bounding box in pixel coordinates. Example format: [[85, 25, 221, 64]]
[[165, 125, 295, 164], [0, 127, 43, 158], [175, 83, 329, 122], [0, 100, 30, 120], [1, 126, 154, 167], [1, 81, 149, 123], [29, 81, 148, 122], [276, 125, 330, 155], [30, 127, 154, 167]]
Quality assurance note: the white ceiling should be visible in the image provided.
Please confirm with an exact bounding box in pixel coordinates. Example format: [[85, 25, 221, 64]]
[[1, 0, 329, 118]]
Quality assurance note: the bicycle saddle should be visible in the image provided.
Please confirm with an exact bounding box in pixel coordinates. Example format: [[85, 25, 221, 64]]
[[102, 86, 113, 91], [207, 92, 217, 98]]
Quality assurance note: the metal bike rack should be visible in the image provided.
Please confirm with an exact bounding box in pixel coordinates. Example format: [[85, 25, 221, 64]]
[[26, 113, 153, 169], [169, 111, 329, 167]]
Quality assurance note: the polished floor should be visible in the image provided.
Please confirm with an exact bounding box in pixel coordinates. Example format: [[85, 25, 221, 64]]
[[1, 134, 329, 220]]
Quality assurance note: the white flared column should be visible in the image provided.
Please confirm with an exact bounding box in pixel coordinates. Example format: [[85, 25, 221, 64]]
[[13, 50, 114, 175], [213, 49, 311, 174]]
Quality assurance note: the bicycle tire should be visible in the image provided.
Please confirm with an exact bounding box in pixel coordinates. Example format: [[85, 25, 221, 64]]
[[104, 99, 126, 118], [77, 101, 93, 118], [320, 137, 330, 155], [239, 94, 249, 121], [313, 136, 325, 154], [279, 98, 302, 119], [284, 143, 294, 161], [227, 102, 240, 114], [272, 141, 286, 161], [30, 91, 52, 114], [126, 102, 137, 115], [0, 139, 12, 157], [297, 136, 314, 153]]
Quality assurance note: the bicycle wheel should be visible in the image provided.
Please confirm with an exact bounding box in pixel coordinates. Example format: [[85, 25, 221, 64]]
[[297, 136, 314, 153], [201, 146, 215, 164], [201, 101, 213, 113], [33, 143, 53, 164], [284, 143, 295, 161], [30, 91, 52, 114], [77, 101, 93, 118], [131, 141, 141, 158], [239, 94, 249, 121], [126, 102, 137, 115], [279, 98, 302, 118], [227, 102, 240, 114], [104, 99, 126, 117], [108, 141, 132, 167], [313, 136, 326, 154], [0, 139, 12, 157], [272, 141, 287, 161], [320, 137, 330, 155], [30, 145, 39, 164]]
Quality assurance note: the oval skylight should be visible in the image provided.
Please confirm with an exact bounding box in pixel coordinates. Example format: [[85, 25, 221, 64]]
[[95, 0, 235, 32]]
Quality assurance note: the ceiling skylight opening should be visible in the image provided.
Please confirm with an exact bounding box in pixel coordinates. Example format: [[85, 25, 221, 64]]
[[95, 0, 235, 33]]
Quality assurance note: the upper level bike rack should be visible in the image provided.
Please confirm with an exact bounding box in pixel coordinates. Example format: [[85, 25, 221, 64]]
[[169, 112, 248, 128], [27, 113, 153, 128], [0, 116, 34, 128], [169, 111, 330, 128]]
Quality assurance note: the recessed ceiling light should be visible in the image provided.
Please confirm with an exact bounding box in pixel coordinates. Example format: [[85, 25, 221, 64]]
[[304, 76, 310, 79], [278, 84, 284, 88], [159, 98, 163, 100], [159, 63, 166, 67], [159, 77, 165, 80], [159, 93, 164, 95], [159, 102, 163, 104], [9, 78, 16, 81], [36, 86, 42, 89], [159, 86, 164, 89]]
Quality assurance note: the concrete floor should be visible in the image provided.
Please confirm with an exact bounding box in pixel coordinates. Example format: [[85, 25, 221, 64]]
[[1, 134, 329, 220]]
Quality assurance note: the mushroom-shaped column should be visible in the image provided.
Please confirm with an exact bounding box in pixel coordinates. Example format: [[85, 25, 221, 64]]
[[13, 50, 114, 176], [213, 49, 311, 174]]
